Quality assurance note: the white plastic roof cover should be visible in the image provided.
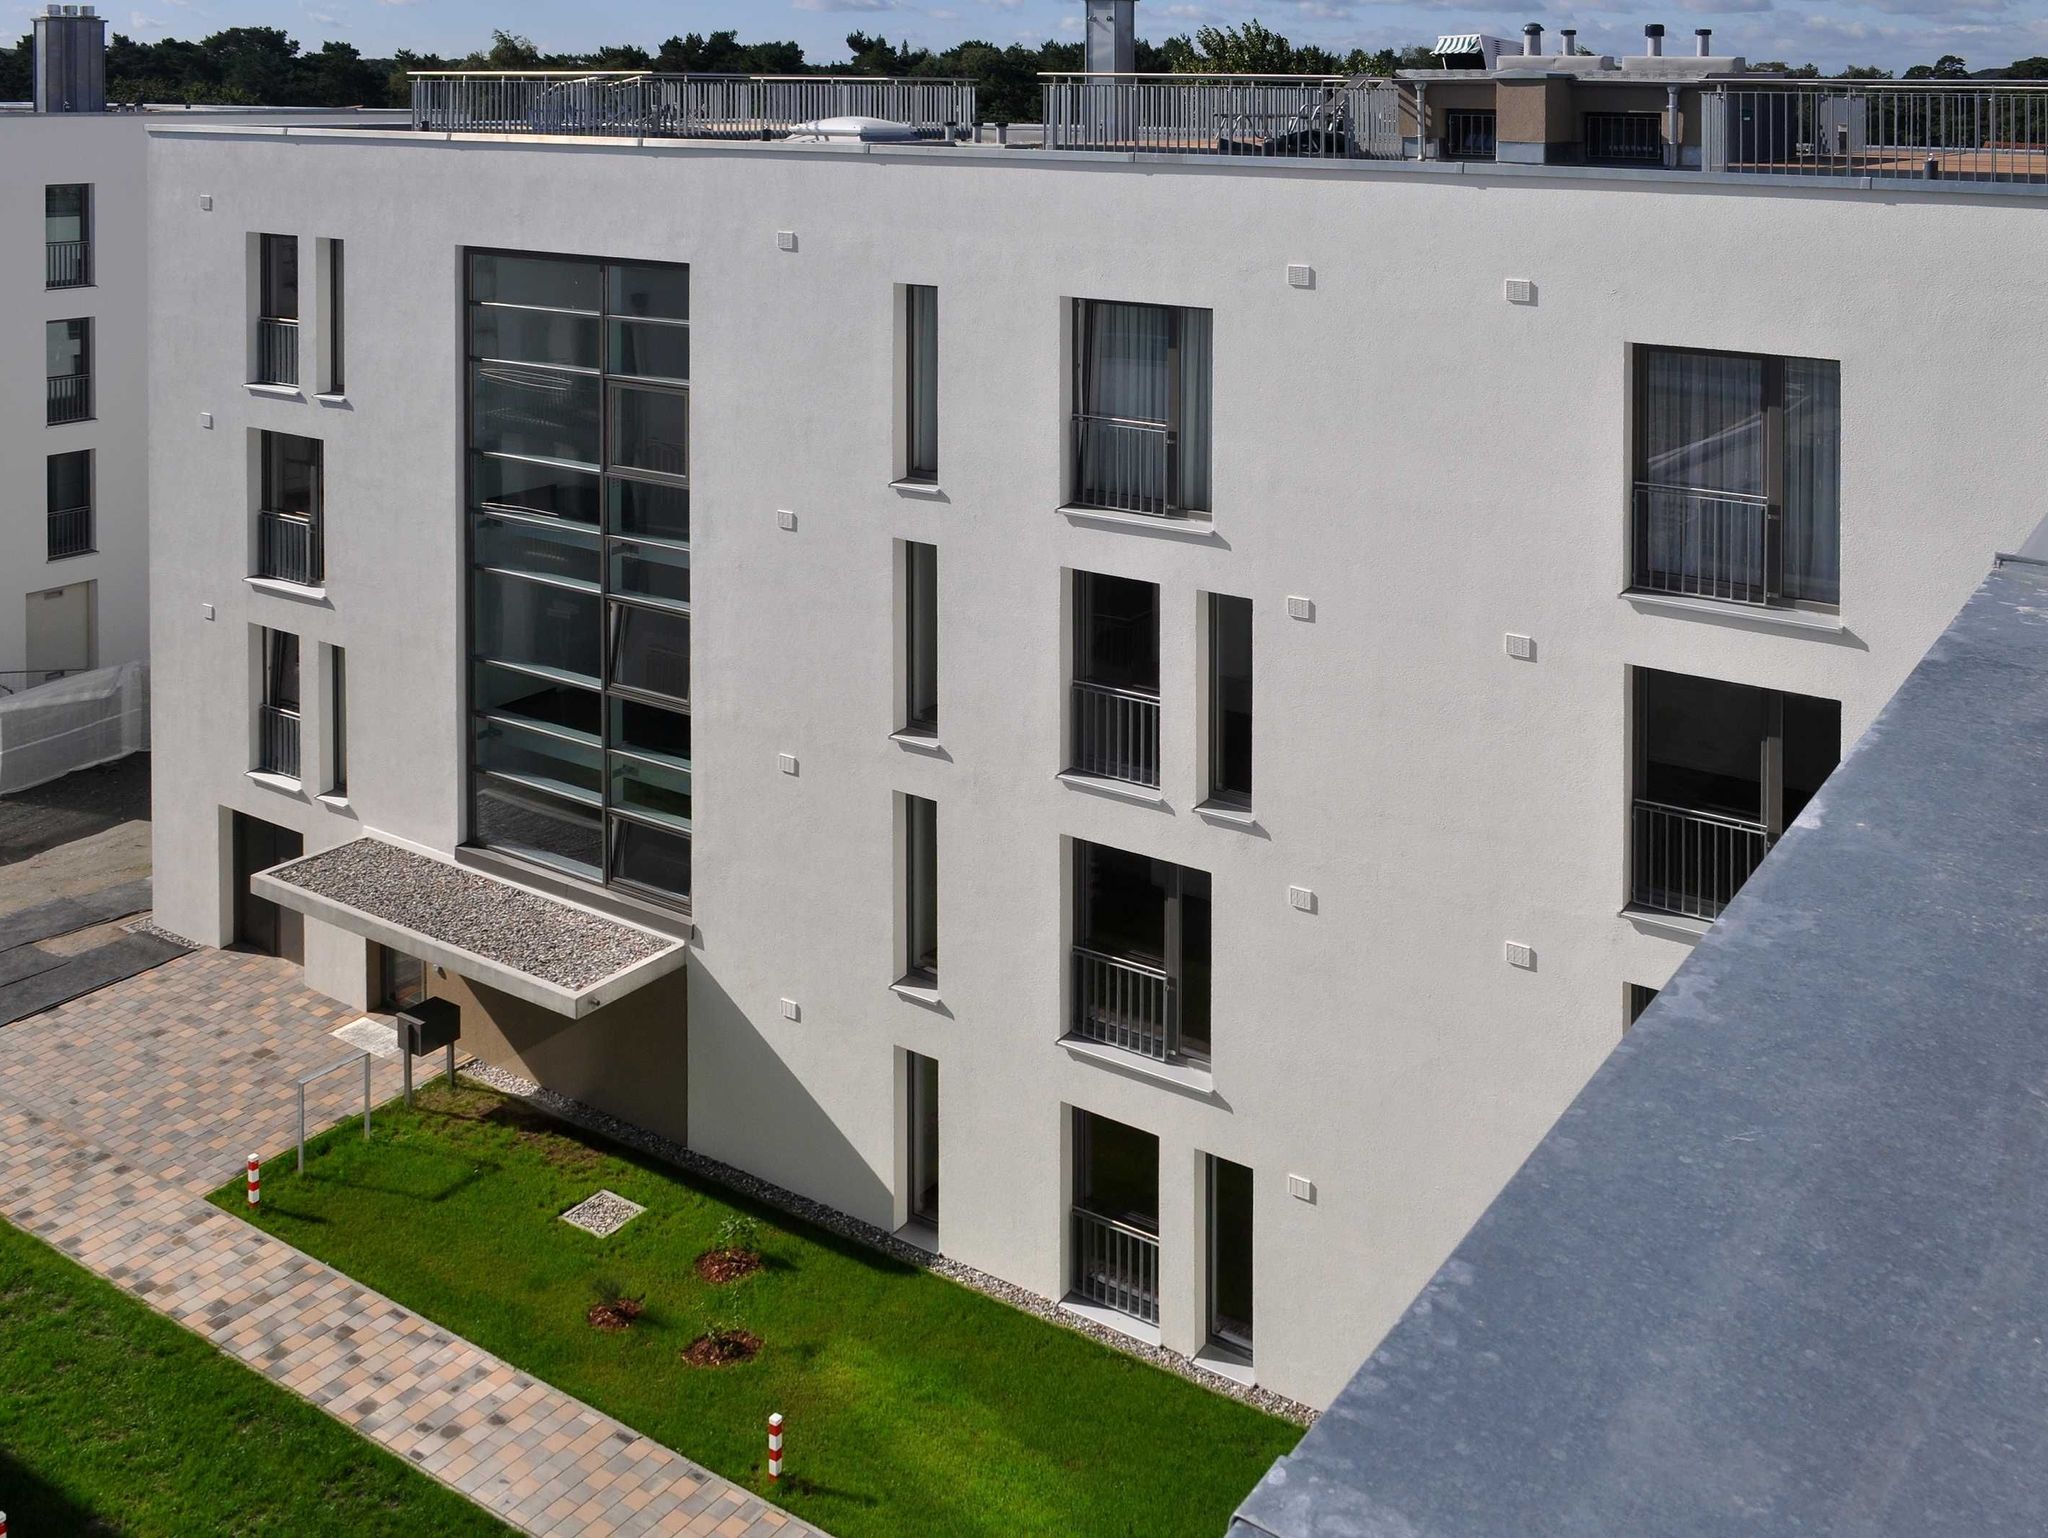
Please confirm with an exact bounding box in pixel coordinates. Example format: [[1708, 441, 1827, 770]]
[[786, 115, 923, 143], [0, 662, 149, 794]]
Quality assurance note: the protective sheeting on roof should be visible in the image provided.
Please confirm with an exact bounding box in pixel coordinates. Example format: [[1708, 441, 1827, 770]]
[[0, 663, 148, 794], [1230, 526, 2048, 1538], [253, 837, 686, 1017]]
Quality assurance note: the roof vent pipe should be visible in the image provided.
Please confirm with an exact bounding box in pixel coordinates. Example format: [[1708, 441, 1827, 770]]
[[1085, 0, 1137, 75], [1560, 27, 1577, 55], [1695, 27, 1712, 56], [1644, 23, 1664, 57], [1523, 22, 1543, 56]]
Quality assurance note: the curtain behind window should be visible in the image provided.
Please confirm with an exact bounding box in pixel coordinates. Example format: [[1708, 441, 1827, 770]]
[[1077, 301, 1211, 514], [1782, 358, 1840, 604]]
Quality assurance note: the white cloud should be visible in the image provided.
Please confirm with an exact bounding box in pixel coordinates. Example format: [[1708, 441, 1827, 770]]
[[793, 0, 894, 11]]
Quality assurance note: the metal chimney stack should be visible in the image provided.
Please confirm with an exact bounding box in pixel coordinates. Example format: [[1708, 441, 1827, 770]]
[[1644, 23, 1665, 57], [1560, 28, 1578, 55], [1085, 0, 1137, 75], [33, 4, 107, 113], [1522, 23, 1543, 56], [1695, 27, 1712, 56]]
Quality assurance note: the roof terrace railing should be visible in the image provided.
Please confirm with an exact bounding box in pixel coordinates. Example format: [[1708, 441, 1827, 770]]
[[1042, 73, 1403, 160], [410, 71, 976, 140], [1708, 81, 2048, 184]]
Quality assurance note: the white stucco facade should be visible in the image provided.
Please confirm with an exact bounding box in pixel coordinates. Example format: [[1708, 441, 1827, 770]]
[[145, 123, 2048, 1408]]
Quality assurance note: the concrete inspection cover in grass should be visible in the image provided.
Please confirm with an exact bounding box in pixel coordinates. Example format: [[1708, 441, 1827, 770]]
[[561, 1188, 647, 1237]]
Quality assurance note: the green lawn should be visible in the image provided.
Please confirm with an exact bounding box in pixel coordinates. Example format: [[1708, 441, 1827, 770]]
[[210, 1081, 1298, 1538], [0, 1217, 510, 1537]]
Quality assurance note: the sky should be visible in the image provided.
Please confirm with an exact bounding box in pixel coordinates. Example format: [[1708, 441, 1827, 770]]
[[50, 0, 2048, 75]]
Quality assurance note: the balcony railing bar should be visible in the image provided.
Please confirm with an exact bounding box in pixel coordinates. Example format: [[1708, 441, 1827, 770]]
[[1709, 85, 2048, 183], [1072, 412, 1178, 518], [1041, 74, 1402, 159], [257, 509, 323, 587], [255, 318, 299, 386], [258, 705, 303, 780], [46, 373, 91, 425], [411, 72, 975, 140], [1071, 944, 1176, 1061], [46, 239, 91, 288], [1632, 483, 1778, 607], [1631, 798, 1771, 921], [46, 505, 92, 560], [1069, 679, 1162, 787], [1071, 1205, 1161, 1325]]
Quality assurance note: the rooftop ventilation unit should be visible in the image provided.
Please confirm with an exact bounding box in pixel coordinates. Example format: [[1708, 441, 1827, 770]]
[[1085, 0, 1137, 76], [33, 1, 105, 113]]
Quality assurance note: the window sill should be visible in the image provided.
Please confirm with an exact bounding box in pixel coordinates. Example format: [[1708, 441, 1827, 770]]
[[1193, 1344, 1256, 1387], [893, 1219, 941, 1255], [1057, 770, 1168, 808], [45, 549, 98, 563], [245, 769, 304, 796], [313, 392, 350, 407], [889, 977, 945, 1010], [890, 477, 946, 499], [1056, 505, 1222, 543], [1195, 799, 1257, 828], [316, 791, 353, 813], [1059, 1294, 1163, 1348], [1622, 589, 1844, 635], [1060, 1035, 1218, 1101], [1620, 905, 1712, 941], [245, 576, 328, 603], [890, 729, 946, 756], [45, 417, 96, 429], [245, 382, 305, 401]]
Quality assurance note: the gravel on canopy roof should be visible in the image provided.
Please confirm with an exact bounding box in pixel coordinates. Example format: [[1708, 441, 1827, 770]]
[[266, 839, 674, 991]]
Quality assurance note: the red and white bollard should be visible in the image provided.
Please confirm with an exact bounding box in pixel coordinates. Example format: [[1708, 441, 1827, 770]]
[[246, 1154, 261, 1208], [767, 1412, 784, 1482]]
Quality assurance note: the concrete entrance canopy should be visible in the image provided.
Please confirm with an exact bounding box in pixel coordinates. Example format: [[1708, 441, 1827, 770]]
[[251, 837, 685, 1018]]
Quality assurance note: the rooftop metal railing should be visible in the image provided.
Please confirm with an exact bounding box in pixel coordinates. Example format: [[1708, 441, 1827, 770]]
[[410, 71, 976, 140], [1043, 73, 1402, 159], [1709, 81, 2048, 184]]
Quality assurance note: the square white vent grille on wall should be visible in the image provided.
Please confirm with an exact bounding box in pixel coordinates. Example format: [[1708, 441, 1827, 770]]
[[1504, 278, 1536, 305], [1288, 1174, 1316, 1203], [1504, 633, 1536, 661], [1287, 263, 1314, 289], [1286, 595, 1315, 622], [1505, 941, 1536, 970]]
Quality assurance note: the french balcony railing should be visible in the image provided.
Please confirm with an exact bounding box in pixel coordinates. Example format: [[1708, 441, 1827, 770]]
[[411, 71, 975, 140], [258, 705, 302, 780], [1041, 74, 1401, 159], [257, 509, 323, 587], [46, 240, 91, 288], [1708, 83, 2048, 184], [46, 373, 91, 425], [1071, 945, 1176, 1061], [1071, 1206, 1160, 1326], [1632, 483, 1778, 607], [1632, 799, 1771, 922], [46, 505, 92, 560], [255, 317, 299, 386], [1071, 413, 1179, 518], [1070, 680, 1161, 787]]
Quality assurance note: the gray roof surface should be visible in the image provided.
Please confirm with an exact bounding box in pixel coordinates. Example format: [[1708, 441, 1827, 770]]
[[1231, 545, 2048, 1538]]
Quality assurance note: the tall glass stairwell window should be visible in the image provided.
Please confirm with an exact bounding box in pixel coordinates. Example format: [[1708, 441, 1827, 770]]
[[1632, 346, 1840, 609], [466, 250, 693, 906]]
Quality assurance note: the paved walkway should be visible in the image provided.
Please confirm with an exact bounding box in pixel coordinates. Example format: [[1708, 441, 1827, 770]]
[[0, 947, 822, 1538]]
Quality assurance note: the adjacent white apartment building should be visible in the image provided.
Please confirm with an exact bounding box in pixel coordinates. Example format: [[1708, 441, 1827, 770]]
[[145, 8, 2048, 1407], [1, 7, 396, 698]]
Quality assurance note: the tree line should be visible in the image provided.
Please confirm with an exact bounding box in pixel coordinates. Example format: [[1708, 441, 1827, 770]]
[[3, 23, 2044, 122]]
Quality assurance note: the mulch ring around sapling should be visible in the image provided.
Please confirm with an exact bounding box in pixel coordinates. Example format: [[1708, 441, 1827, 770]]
[[586, 1279, 647, 1333], [682, 1327, 762, 1368], [695, 1212, 765, 1285]]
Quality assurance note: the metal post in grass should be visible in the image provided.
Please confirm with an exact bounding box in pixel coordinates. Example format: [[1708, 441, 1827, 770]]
[[295, 1050, 375, 1174]]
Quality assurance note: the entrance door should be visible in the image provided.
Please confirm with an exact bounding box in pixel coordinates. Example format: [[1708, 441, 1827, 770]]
[[232, 812, 303, 961], [1206, 1155, 1254, 1354], [906, 1053, 939, 1227], [25, 580, 93, 680]]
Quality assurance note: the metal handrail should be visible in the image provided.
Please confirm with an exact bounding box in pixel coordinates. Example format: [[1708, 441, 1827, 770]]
[[46, 373, 91, 425], [257, 507, 322, 587], [411, 71, 976, 139], [1071, 1205, 1161, 1325], [46, 504, 92, 559], [258, 704, 302, 779], [1632, 482, 1778, 607], [1069, 679, 1162, 787], [1071, 944, 1176, 1061], [255, 317, 299, 386], [1709, 82, 2048, 183], [295, 1050, 373, 1172], [45, 239, 90, 288], [1632, 797, 1771, 922]]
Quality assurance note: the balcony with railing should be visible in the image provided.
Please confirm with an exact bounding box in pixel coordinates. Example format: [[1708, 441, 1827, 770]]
[[46, 240, 91, 289], [46, 505, 92, 560], [1631, 800, 1771, 922], [1070, 680, 1160, 786], [46, 374, 90, 425], [411, 71, 975, 139], [257, 509, 323, 588], [1632, 484, 1778, 606], [258, 705, 302, 780], [255, 318, 300, 386], [1071, 1206, 1160, 1326], [1070, 412, 1180, 518], [1072, 945, 1176, 1061]]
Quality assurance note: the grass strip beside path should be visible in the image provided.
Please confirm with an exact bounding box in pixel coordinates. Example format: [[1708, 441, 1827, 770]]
[[212, 1080, 1299, 1538]]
